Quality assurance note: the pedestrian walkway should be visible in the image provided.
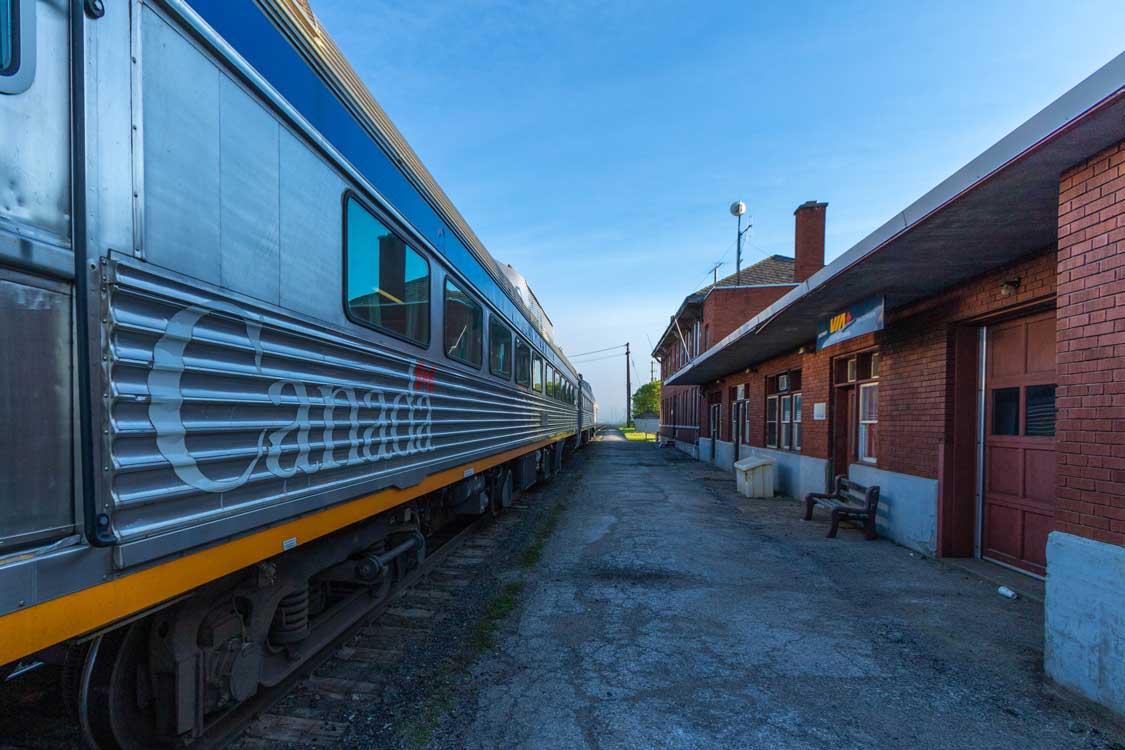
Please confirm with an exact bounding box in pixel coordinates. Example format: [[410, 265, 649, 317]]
[[451, 431, 1125, 750]]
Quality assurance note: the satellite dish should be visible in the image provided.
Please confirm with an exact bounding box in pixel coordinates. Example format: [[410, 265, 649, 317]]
[[730, 200, 746, 217]]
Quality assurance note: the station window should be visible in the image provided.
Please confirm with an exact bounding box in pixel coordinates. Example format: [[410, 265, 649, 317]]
[[793, 392, 803, 450], [780, 395, 792, 449], [532, 352, 544, 392], [1025, 384, 1056, 437], [515, 338, 532, 387], [489, 316, 512, 379], [443, 278, 482, 367], [766, 371, 802, 451], [859, 382, 878, 462], [345, 197, 430, 346]]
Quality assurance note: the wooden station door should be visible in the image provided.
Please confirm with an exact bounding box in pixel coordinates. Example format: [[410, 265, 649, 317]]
[[981, 311, 1057, 576]]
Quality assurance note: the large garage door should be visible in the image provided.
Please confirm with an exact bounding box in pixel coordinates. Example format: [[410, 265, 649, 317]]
[[982, 311, 1056, 576]]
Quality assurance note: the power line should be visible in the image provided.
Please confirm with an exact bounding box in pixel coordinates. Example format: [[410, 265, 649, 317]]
[[570, 352, 627, 364], [571, 352, 626, 365], [569, 343, 627, 358]]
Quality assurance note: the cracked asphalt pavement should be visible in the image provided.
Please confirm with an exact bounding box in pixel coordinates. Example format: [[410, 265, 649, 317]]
[[435, 430, 1125, 750]]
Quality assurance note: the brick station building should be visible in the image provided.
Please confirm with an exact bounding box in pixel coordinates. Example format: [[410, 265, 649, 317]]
[[654, 202, 827, 456], [659, 54, 1125, 716]]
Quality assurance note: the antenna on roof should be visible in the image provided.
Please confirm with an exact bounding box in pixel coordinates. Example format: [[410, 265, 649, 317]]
[[708, 261, 723, 285]]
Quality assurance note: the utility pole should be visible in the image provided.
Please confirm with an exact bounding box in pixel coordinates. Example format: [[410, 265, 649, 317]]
[[625, 342, 632, 428], [730, 201, 749, 284], [650, 360, 655, 383]]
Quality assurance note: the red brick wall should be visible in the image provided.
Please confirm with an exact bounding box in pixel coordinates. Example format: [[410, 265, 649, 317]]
[[659, 285, 795, 443], [705, 249, 1057, 480], [1056, 140, 1125, 547], [703, 286, 792, 347], [659, 383, 699, 443]]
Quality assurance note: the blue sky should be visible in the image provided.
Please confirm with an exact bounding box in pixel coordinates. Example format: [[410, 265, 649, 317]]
[[315, 0, 1125, 423]]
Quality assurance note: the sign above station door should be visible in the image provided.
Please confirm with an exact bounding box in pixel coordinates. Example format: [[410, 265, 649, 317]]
[[816, 295, 885, 351]]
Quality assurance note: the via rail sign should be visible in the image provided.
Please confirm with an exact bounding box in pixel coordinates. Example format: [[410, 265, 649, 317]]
[[816, 295, 885, 350]]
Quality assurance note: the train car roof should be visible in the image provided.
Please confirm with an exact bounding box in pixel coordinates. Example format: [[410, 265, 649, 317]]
[[184, 0, 579, 378]]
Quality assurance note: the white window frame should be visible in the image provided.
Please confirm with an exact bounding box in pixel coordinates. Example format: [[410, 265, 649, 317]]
[[780, 395, 792, 449], [793, 392, 803, 451], [859, 382, 878, 463], [765, 395, 779, 448]]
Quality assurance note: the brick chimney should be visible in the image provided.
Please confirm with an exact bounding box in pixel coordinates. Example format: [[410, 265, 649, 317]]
[[793, 201, 827, 283]]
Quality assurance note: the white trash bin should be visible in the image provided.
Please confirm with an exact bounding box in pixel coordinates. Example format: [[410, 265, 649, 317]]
[[734, 456, 776, 498]]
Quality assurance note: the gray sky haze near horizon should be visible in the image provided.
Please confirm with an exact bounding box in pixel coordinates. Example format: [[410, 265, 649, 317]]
[[313, 0, 1125, 423]]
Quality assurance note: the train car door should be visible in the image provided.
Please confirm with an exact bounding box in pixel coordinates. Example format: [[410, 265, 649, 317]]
[[0, 0, 77, 552], [980, 311, 1057, 576]]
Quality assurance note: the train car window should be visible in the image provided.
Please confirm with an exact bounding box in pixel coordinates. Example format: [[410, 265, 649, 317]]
[[0, 0, 14, 75], [0, 0, 34, 95], [545, 366, 555, 398], [345, 197, 430, 346], [443, 278, 483, 367], [532, 353, 544, 392], [489, 316, 512, 379], [515, 339, 531, 387]]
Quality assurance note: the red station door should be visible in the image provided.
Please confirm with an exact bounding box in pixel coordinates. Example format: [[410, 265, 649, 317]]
[[982, 311, 1057, 576]]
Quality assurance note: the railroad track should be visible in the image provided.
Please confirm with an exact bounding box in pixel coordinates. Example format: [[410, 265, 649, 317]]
[[0, 507, 514, 750], [0, 452, 577, 750], [209, 504, 527, 749]]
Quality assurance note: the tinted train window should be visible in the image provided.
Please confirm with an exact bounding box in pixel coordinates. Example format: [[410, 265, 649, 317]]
[[345, 197, 430, 346], [489, 316, 512, 379], [1, 0, 15, 75], [444, 278, 483, 367], [515, 339, 531, 387], [532, 352, 544, 392]]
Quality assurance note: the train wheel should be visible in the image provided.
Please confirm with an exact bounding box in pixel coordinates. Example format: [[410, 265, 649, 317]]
[[488, 469, 512, 517], [81, 621, 165, 749], [61, 641, 91, 722]]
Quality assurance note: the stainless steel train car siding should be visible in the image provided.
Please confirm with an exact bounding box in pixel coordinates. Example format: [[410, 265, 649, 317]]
[[0, 0, 595, 691], [106, 259, 576, 568]]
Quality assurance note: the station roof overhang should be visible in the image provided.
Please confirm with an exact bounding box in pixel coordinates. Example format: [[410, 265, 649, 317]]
[[666, 53, 1125, 387]]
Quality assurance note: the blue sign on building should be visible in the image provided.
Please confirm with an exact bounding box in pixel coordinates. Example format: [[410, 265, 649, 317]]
[[816, 295, 885, 350]]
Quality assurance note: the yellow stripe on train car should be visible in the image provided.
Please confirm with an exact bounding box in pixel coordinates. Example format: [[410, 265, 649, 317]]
[[0, 433, 574, 667]]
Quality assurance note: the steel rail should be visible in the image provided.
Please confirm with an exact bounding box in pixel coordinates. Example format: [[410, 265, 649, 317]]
[[194, 513, 491, 750]]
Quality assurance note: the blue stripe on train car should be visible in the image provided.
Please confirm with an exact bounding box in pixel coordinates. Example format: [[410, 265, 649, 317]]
[[184, 0, 570, 375]]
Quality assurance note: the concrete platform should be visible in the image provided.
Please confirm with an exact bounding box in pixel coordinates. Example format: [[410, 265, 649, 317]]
[[450, 430, 1125, 750]]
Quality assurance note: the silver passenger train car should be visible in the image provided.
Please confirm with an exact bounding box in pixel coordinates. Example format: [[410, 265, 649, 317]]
[[0, 0, 595, 744]]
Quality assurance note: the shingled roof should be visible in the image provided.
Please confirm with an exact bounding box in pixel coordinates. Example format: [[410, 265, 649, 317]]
[[696, 254, 795, 294]]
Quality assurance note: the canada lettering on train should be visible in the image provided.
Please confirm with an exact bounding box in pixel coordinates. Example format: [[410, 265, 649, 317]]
[[148, 304, 435, 494]]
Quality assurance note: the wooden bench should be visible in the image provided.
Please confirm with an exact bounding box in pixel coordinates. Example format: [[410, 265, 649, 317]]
[[803, 475, 881, 540]]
